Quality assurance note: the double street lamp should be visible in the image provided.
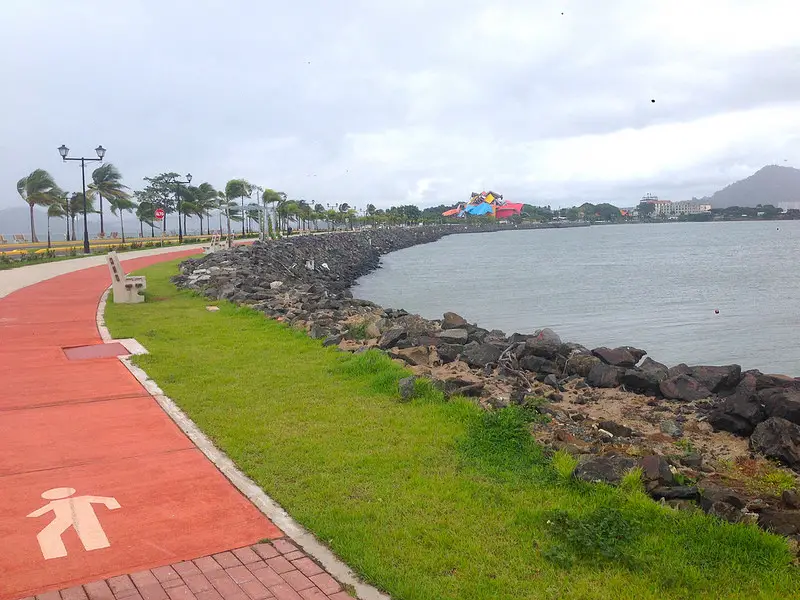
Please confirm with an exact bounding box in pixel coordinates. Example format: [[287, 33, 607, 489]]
[[170, 173, 192, 244], [58, 144, 106, 254]]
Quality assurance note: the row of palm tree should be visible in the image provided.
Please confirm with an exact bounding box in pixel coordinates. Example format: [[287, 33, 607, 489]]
[[17, 166, 397, 248], [17, 164, 132, 245]]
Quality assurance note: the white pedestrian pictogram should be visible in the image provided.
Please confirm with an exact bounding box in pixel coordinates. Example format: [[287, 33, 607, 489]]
[[27, 487, 121, 559]]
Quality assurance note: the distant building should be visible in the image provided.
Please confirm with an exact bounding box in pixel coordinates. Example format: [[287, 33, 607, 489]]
[[639, 194, 711, 218]]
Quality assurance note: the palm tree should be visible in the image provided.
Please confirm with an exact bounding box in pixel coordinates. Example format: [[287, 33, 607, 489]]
[[217, 190, 240, 247], [179, 187, 199, 236], [66, 193, 96, 241], [225, 179, 252, 236], [59, 191, 71, 241], [46, 199, 67, 249], [193, 183, 218, 235], [89, 163, 128, 237], [17, 169, 62, 243], [262, 189, 283, 236], [134, 190, 156, 237], [108, 195, 136, 243]]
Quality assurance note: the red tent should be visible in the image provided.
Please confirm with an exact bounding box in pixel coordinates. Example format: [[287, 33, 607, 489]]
[[494, 202, 525, 218]]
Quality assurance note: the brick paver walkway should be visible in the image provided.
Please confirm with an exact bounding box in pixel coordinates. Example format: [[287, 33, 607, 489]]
[[0, 250, 353, 600], [25, 540, 350, 600]]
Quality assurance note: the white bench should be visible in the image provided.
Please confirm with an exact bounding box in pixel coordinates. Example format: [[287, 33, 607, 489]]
[[106, 251, 146, 303], [203, 233, 226, 253]]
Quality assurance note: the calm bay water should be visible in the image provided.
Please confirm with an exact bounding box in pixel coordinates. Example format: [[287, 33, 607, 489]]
[[353, 221, 800, 375]]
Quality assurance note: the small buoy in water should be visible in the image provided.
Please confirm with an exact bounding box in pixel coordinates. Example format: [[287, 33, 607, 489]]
[[651, 99, 656, 103], [714, 309, 720, 314]]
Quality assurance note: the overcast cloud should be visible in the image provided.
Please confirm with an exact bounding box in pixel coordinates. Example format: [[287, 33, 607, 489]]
[[1, 0, 799, 209]]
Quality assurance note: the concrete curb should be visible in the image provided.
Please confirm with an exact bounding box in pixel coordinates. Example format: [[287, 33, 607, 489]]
[[96, 288, 390, 600]]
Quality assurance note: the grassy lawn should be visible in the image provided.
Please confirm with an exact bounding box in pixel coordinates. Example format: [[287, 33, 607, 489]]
[[105, 260, 800, 600]]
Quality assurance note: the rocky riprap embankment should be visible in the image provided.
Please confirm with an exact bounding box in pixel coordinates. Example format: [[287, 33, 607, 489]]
[[173, 227, 800, 545]]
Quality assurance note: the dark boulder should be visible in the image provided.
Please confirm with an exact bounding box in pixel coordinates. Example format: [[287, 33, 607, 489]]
[[437, 329, 468, 344], [437, 343, 464, 364], [565, 353, 601, 378], [698, 482, 748, 523], [755, 372, 800, 390], [760, 388, 800, 425], [620, 346, 647, 363], [697, 482, 748, 511], [308, 323, 328, 339], [519, 355, 561, 376], [573, 454, 637, 485], [621, 366, 663, 394], [466, 326, 489, 344], [398, 376, 416, 401], [586, 363, 624, 388], [659, 374, 711, 401], [322, 334, 343, 347], [689, 365, 742, 393], [639, 455, 675, 488], [640, 357, 669, 379], [441, 311, 468, 329], [508, 333, 531, 344], [749, 417, 800, 469], [524, 328, 562, 360], [462, 342, 503, 368], [707, 374, 765, 436], [783, 489, 800, 509], [378, 327, 407, 350], [543, 374, 561, 390], [598, 420, 634, 438], [591, 347, 643, 368], [650, 486, 699, 500], [668, 363, 693, 378], [757, 510, 800, 537]]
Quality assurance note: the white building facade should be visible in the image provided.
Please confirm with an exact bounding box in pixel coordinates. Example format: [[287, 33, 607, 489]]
[[640, 194, 711, 217]]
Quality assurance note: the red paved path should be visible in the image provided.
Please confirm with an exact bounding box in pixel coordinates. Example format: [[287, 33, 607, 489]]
[[0, 251, 282, 600]]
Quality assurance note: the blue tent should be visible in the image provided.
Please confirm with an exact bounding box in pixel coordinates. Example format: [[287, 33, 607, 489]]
[[464, 203, 494, 216]]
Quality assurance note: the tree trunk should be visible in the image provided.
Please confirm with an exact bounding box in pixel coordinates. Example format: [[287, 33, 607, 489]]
[[150, 222, 155, 237], [99, 193, 105, 236], [241, 196, 246, 235], [199, 214, 203, 236], [120, 211, 125, 243], [65, 214, 70, 242], [47, 217, 51, 249], [139, 219, 144, 238], [226, 206, 233, 248], [28, 203, 38, 243]]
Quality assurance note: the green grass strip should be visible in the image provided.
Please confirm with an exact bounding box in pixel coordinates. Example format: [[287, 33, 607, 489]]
[[105, 260, 799, 600]]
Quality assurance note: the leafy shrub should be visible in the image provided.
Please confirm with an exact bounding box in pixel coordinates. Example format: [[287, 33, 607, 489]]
[[620, 467, 645, 494], [552, 449, 578, 481], [347, 320, 368, 340], [542, 505, 642, 568]]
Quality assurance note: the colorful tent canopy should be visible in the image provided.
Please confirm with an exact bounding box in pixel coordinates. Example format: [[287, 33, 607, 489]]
[[495, 203, 525, 218], [442, 191, 522, 218], [464, 203, 494, 216]]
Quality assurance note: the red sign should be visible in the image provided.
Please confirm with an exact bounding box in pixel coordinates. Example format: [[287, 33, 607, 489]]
[[154, 208, 165, 220]]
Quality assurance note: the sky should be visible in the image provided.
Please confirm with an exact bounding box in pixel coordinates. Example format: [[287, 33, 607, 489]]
[[2, 0, 799, 210]]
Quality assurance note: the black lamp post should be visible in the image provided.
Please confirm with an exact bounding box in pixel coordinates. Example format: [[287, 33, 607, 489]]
[[171, 173, 192, 244], [58, 144, 105, 254]]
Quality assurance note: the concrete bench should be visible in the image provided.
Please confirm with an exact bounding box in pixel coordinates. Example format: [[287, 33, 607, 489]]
[[13, 234, 26, 243], [202, 233, 226, 253], [106, 251, 146, 303]]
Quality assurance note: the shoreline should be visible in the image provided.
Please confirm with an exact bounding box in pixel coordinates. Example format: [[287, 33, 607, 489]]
[[173, 225, 800, 541]]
